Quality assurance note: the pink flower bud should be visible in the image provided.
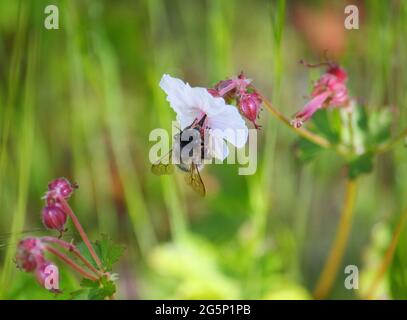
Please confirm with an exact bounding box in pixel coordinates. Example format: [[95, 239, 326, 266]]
[[214, 79, 236, 97], [48, 178, 76, 199], [292, 64, 350, 127], [312, 73, 349, 106], [291, 92, 331, 128], [42, 205, 67, 231], [212, 73, 252, 100], [35, 261, 60, 292], [238, 92, 262, 128], [327, 65, 347, 83], [15, 238, 45, 272], [207, 88, 220, 97]]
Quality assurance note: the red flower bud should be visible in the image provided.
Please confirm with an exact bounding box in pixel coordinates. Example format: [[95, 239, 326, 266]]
[[35, 261, 60, 291], [42, 205, 67, 231], [238, 92, 262, 128], [15, 238, 45, 272], [48, 178, 76, 199]]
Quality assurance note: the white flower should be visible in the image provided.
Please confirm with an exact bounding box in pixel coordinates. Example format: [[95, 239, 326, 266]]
[[159, 74, 248, 160]]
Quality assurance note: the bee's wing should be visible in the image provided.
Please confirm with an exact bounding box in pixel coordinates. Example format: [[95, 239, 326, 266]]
[[151, 150, 175, 175], [184, 163, 206, 197]]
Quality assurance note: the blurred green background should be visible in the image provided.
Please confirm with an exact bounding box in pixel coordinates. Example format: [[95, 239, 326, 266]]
[[0, 0, 407, 299]]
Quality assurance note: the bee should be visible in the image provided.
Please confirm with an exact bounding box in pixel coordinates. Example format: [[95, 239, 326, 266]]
[[151, 115, 209, 197], [151, 117, 208, 196]]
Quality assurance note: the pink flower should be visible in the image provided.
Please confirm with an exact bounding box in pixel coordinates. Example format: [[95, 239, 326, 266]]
[[327, 65, 347, 82], [209, 72, 263, 128], [42, 205, 67, 232], [292, 64, 350, 128], [15, 238, 45, 272], [291, 92, 331, 128]]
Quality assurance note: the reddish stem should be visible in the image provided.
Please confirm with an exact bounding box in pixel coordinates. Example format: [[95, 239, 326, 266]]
[[45, 245, 98, 281], [41, 237, 102, 277], [299, 59, 332, 69], [57, 196, 103, 270]]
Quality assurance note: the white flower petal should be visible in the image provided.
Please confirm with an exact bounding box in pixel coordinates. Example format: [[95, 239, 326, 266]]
[[188, 87, 230, 118], [159, 74, 200, 128], [159, 74, 249, 148], [208, 105, 248, 148], [209, 132, 230, 161], [220, 140, 230, 160], [176, 113, 197, 130]]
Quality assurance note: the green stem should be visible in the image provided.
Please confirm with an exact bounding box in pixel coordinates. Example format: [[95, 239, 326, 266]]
[[313, 178, 359, 299], [257, 90, 347, 153], [376, 127, 407, 154], [363, 207, 407, 299]]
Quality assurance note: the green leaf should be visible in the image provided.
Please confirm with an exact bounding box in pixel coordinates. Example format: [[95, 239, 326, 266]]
[[76, 242, 96, 268], [80, 278, 99, 288], [368, 109, 392, 146], [347, 153, 374, 179], [310, 109, 341, 144], [340, 106, 368, 152], [73, 276, 117, 300], [69, 289, 88, 300], [294, 138, 324, 163], [348, 106, 393, 150], [77, 234, 125, 271], [74, 276, 117, 300], [87, 276, 116, 300], [95, 234, 125, 271], [354, 105, 369, 133]]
